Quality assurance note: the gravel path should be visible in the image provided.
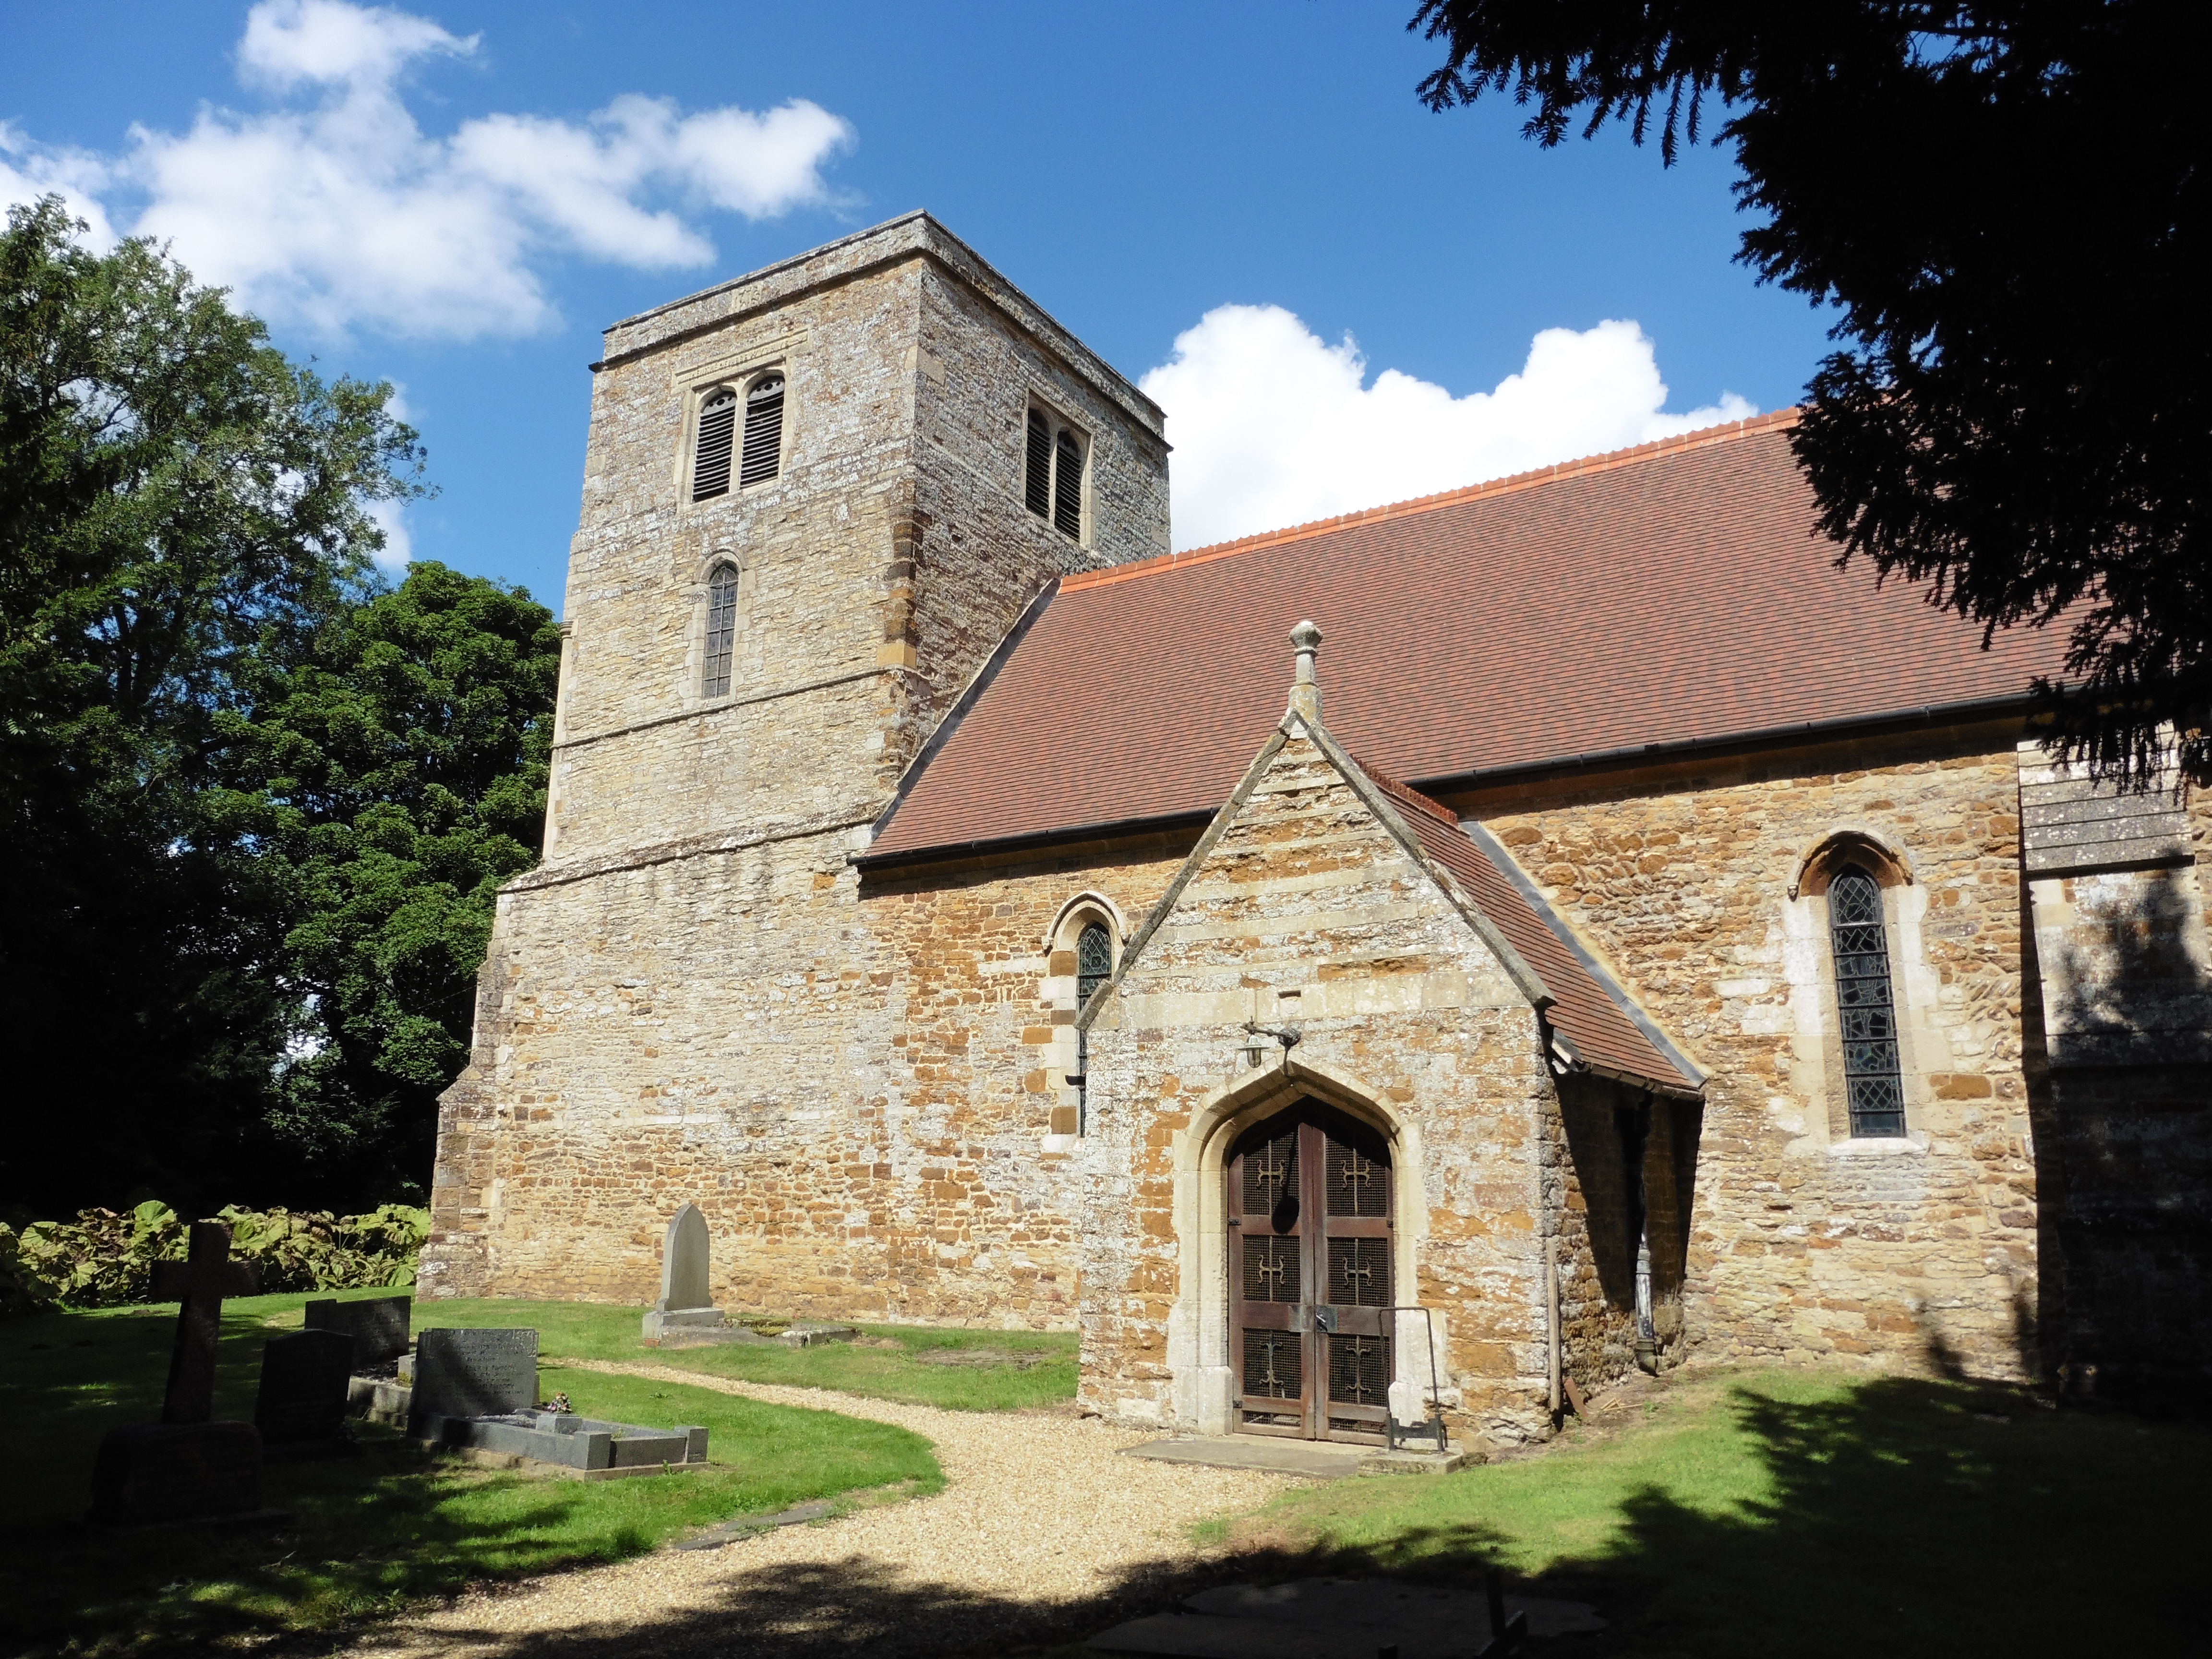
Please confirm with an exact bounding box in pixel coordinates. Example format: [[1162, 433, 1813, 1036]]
[[344, 1360, 1299, 1659]]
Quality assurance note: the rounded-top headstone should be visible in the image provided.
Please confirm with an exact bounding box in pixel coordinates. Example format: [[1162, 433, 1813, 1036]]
[[660, 1202, 712, 1312]]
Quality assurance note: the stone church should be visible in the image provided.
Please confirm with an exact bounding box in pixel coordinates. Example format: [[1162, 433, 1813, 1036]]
[[421, 212, 2211, 1443]]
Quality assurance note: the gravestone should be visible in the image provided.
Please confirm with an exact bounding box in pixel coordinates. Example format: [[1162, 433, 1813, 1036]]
[[89, 1221, 273, 1526], [642, 1202, 726, 1340], [255, 1329, 355, 1447], [304, 1295, 410, 1364], [410, 1327, 538, 1438]]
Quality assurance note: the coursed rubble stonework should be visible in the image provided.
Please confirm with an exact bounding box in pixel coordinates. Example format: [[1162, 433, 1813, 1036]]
[[427, 216, 2212, 1437]]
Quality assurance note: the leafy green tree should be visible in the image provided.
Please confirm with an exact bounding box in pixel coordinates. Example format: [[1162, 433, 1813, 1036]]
[[208, 563, 560, 1206], [0, 196, 420, 1215], [1410, 2, 2207, 785]]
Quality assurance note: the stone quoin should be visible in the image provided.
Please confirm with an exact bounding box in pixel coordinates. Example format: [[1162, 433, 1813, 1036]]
[[421, 212, 2212, 1441]]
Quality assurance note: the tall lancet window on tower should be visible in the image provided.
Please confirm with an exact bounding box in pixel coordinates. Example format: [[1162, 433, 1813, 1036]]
[[738, 374, 785, 487], [692, 389, 736, 501], [702, 564, 738, 698], [1828, 864, 1906, 1137]]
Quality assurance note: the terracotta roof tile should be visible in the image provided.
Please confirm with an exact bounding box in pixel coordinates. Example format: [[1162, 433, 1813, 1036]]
[[1358, 755, 1699, 1094], [869, 415, 2066, 860]]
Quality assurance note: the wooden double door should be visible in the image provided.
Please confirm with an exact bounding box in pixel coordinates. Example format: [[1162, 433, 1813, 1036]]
[[1228, 1101, 1394, 1443]]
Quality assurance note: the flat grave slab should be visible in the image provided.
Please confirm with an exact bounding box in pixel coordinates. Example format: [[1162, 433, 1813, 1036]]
[[656, 1320, 859, 1349], [90, 1421, 276, 1528], [1087, 1576, 1603, 1659], [421, 1409, 709, 1479], [674, 1499, 835, 1550]]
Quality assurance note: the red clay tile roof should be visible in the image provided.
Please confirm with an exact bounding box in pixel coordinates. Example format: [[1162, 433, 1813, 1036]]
[[868, 412, 2067, 860], [1360, 756, 1701, 1094]]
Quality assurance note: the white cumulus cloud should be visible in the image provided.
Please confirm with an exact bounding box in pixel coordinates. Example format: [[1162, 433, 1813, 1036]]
[[364, 495, 413, 570], [1142, 304, 1756, 550], [2, 0, 854, 339]]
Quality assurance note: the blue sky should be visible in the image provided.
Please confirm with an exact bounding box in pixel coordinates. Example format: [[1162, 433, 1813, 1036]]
[[3, 1, 1834, 611]]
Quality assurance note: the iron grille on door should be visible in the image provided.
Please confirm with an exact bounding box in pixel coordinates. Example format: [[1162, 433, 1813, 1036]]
[[1227, 1102, 1393, 1443], [1242, 1329, 1301, 1400]]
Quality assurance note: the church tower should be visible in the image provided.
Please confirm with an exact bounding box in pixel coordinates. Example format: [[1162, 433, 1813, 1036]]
[[541, 212, 1170, 866], [422, 216, 1168, 1302]]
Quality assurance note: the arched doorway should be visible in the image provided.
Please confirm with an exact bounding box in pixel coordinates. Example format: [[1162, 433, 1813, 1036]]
[[1227, 1099, 1393, 1443]]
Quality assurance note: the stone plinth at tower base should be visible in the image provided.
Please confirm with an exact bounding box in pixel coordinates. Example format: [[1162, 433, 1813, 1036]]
[[89, 1421, 281, 1528]]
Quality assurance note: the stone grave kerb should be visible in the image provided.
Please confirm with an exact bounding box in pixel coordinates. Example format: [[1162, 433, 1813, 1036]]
[[150, 1222, 261, 1424]]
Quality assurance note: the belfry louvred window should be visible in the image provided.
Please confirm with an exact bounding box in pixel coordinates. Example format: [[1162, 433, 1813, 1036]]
[[1053, 430, 1082, 537], [702, 565, 737, 698], [1023, 407, 1084, 540], [1025, 410, 1052, 516], [1828, 865, 1906, 1137], [691, 389, 736, 501], [738, 374, 785, 487]]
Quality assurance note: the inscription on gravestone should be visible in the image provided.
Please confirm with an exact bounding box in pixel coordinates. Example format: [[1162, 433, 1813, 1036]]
[[411, 1328, 538, 1432], [255, 1329, 355, 1446], [304, 1295, 410, 1364]]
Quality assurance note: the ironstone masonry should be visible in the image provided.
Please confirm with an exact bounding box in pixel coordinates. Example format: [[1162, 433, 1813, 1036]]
[[422, 212, 2212, 1443]]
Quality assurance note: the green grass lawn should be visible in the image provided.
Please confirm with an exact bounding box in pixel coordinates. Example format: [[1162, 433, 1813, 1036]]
[[0, 1290, 949, 1656], [328, 1295, 1080, 1411], [1201, 1366, 2205, 1658]]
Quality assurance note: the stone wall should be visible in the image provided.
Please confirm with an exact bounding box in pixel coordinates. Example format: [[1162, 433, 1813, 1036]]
[[2021, 762, 2212, 1395], [1448, 720, 2044, 1381], [423, 215, 1170, 1316]]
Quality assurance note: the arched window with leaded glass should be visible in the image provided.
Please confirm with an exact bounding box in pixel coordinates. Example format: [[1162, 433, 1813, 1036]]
[[1074, 921, 1112, 1131], [1827, 864, 1906, 1137], [701, 563, 738, 698]]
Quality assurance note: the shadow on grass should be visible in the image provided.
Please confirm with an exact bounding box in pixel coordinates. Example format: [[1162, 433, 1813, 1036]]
[[305, 1372, 2200, 1659], [0, 1300, 938, 1659]]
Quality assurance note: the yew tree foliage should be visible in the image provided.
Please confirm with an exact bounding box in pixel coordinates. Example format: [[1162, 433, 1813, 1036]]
[[1410, 2, 2208, 786], [0, 198, 557, 1214]]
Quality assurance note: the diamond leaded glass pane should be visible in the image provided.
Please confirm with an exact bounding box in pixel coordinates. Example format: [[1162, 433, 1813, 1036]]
[[702, 565, 737, 698], [1828, 866, 1905, 1137], [1076, 923, 1112, 1003]]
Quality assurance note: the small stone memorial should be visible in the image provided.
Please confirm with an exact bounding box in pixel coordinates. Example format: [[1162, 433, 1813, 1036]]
[[255, 1329, 355, 1449], [642, 1202, 727, 1340], [90, 1221, 274, 1527], [410, 1327, 538, 1439], [304, 1294, 410, 1364]]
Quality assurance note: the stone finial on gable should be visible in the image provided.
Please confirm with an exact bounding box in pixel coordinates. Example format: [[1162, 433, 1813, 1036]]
[[1288, 620, 1323, 722]]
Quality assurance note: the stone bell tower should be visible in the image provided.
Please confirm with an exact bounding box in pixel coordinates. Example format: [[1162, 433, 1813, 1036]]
[[421, 215, 1168, 1302], [539, 211, 1171, 869]]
